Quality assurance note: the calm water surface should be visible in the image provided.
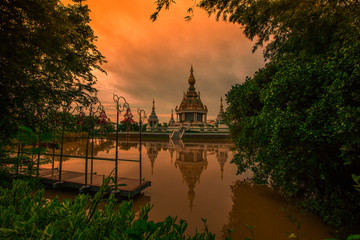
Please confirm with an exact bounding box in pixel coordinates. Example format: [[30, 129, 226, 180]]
[[43, 137, 333, 239]]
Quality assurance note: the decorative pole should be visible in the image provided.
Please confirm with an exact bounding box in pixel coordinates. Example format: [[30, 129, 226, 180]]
[[113, 94, 128, 190], [35, 107, 44, 178], [59, 101, 82, 183], [84, 101, 103, 188], [16, 113, 23, 175], [50, 107, 60, 176], [137, 108, 147, 184], [90, 103, 104, 184]]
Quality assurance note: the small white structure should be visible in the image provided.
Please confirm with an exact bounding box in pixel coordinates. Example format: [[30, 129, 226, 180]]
[[147, 99, 159, 131]]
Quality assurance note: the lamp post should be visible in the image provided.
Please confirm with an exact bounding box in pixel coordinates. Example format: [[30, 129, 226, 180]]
[[90, 103, 104, 184], [47, 106, 61, 176], [35, 104, 51, 178], [58, 101, 82, 183], [137, 108, 147, 183], [83, 101, 104, 188], [113, 94, 128, 190]]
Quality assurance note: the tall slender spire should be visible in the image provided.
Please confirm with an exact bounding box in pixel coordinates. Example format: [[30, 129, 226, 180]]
[[216, 96, 225, 124], [148, 99, 159, 126], [188, 65, 196, 88], [220, 97, 223, 111]]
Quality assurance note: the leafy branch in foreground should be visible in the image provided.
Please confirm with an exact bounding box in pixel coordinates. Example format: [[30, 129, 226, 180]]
[[0, 0, 106, 140], [0, 178, 226, 240]]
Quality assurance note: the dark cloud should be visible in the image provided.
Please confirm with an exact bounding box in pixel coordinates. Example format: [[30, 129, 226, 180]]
[[87, 0, 265, 122]]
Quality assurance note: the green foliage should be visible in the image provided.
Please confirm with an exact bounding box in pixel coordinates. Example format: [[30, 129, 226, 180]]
[[0, 0, 106, 140], [150, 0, 360, 232], [118, 122, 140, 132], [353, 175, 360, 192], [151, 0, 360, 233], [102, 122, 115, 135], [0, 179, 221, 240], [152, 0, 360, 59], [4, 126, 52, 177], [346, 235, 360, 240], [226, 27, 360, 227]]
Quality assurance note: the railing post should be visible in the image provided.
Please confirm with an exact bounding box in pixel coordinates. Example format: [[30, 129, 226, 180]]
[[115, 103, 119, 190], [139, 121, 142, 183], [113, 94, 128, 191], [84, 103, 91, 187], [59, 119, 65, 183], [52, 124, 56, 176], [90, 132, 94, 183], [16, 139, 21, 175], [89, 103, 104, 184], [36, 113, 43, 178], [59, 102, 82, 184], [137, 108, 147, 184]]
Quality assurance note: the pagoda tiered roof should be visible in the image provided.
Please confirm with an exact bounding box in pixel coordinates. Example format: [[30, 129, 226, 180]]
[[175, 66, 208, 114]]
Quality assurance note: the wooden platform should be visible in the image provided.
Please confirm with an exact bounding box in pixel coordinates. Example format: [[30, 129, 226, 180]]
[[39, 168, 151, 198]]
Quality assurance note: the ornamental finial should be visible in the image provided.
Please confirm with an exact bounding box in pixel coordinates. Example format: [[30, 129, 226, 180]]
[[152, 99, 155, 112], [188, 65, 196, 87]]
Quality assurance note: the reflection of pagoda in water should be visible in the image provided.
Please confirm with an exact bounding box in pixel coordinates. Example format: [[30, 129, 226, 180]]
[[145, 143, 167, 175], [174, 145, 208, 211], [146, 144, 158, 175], [143, 141, 231, 210], [216, 146, 229, 180]]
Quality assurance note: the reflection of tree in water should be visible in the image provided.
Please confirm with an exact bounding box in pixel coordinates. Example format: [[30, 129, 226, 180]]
[[57, 138, 116, 162], [222, 180, 255, 240], [221, 180, 317, 240], [118, 142, 138, 151], [175, 146, 208, 211]]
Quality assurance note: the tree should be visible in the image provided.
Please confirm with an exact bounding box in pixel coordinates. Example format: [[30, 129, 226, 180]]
[[152, 0, 360, 230], [0, 0, 106, 140], [152, 0, 360, 58], [222, 1, 360, 229], [227, 41, 360, 227]]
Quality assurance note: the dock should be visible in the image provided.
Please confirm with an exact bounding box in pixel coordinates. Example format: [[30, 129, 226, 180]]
[[38, 168, 151, 198]]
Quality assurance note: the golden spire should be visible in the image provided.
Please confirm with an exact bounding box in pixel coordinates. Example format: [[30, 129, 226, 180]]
[[188, 65, 196, 87], [171, 109, 173, 117], [152, 99, 155, 112], [220, 97, 223, 111]]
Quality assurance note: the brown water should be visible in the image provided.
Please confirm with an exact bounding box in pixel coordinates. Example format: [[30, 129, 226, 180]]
[[43, 137, 334, 239]]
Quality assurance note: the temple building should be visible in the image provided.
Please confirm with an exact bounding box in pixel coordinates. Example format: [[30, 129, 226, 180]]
[[148, 99, 159, 126], [146, 65, 230, 137], [175, 66, 208, 124]]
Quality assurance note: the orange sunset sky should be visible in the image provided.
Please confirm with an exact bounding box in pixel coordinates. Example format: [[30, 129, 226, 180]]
[[77, 0, 265, 122]]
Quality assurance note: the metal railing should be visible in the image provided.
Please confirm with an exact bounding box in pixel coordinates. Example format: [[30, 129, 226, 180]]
[[12, 94, 146, 190]]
